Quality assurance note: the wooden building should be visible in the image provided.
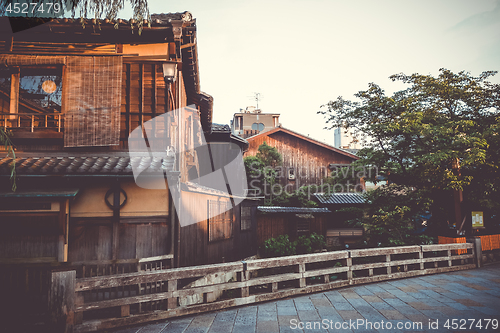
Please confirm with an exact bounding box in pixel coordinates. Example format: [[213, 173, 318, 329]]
[[256, 206, 330, 246], [314, 193, 366, 247], [0, 13, 257, 273], [244, 126, 358, 190]]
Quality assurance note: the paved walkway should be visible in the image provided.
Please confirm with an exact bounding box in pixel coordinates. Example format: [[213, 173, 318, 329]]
[[110, 263, 500, 333]]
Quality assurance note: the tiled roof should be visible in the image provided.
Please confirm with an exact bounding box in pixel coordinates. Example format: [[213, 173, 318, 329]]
[[0, 153, 174, 176], [314, 193, 366, 205], [246, 127, 359, 160], [211, 123, 231, 133], [257, 206, 331, 214]]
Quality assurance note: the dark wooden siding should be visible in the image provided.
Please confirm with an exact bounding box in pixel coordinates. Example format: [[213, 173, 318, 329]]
[[179, 191, 258, 267], [257, 213, 325, 246], [246, 131, 355, 189], [0, 213, 60, 259], [68, 219, 170, 262]]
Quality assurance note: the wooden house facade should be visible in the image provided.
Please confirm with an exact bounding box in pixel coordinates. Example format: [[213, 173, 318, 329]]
[[0, 13, 257, 273], [244, 126, 358, 190], [256, 206, 330, 246]]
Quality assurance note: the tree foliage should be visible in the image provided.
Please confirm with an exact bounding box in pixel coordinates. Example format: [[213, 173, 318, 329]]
[[1, 0, 149, 22], [320, 69, 500, 217], [244, 142, 318, 207]]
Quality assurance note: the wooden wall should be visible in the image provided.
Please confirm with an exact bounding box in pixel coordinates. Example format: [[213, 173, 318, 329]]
[[179, 190, 257, 267], [68, 219, 170, 262], [246, 131, 355, 189], [0, 211, 63, 260], [257, 213, 325, 246]]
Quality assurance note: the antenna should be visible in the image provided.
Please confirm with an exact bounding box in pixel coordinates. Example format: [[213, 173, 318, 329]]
[[247, 92, 262, 109]]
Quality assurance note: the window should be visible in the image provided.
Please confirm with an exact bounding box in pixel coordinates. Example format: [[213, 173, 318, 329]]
[[251, 122, 264, 131], [240, 206, 252, 231], [296, 214, 312, 236], [208, 200, 233, 242], [0, 66, 63, 114]]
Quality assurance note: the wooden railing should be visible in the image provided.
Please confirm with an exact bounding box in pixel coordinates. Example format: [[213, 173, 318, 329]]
[[71, 242, 475, 332], [69, 254, 174, 279], [0, 112, 63, 132]]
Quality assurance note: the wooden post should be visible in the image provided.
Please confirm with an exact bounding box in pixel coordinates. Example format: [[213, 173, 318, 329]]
[[48, 270, 76, 333], [447, 250, 452, 267], [298, 263, 306, 288], [419, 247, 424, 270], [120, 305, 130, 317], [240, 270, 250, 297], [474, 237, 482, 268], [74, 294, 84, 325], [167, 280, 177, 309], [272, 282, 278, 292], [386, 254, 391, 274], [346, 255, 353, 282], [10, 68, 19, 118]]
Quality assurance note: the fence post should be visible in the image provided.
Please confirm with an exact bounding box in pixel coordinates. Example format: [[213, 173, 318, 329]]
[[48, 269, 76, 333], [346, 251, 353, 283], [473, 237, 482, 268], [418, 246, 424, 270]]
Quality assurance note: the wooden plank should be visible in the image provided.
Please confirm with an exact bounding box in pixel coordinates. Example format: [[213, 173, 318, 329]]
[[139, 254, 174, 263], [302, 266, 349, 278], [421, 243, 473, 251], [76, 290, 173, 311], [75, 262, 244, 291], [48, 270, 76, 333], [245, 251, 349, 270], [349, 246, 420, 257], [421, 254, 473, 263], [351, 264, 476, 285]]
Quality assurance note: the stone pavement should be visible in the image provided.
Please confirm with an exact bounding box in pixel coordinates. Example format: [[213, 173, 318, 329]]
[[109, 263, 500, 333]]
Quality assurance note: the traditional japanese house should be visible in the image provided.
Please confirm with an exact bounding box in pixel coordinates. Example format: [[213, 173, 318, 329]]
[[314, 193, 366, 247], [244, 126, 359, 190], [256, 206, 331, 246], [0, 12, 256, 274]]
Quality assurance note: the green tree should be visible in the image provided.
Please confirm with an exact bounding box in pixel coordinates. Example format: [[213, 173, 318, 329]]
[[244, 141, 282, 205], [320, 69, 500, 234], [255, 141, 282, 167]]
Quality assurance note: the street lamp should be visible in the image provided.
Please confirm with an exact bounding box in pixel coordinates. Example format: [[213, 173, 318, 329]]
[[162, 63, 177, 83]]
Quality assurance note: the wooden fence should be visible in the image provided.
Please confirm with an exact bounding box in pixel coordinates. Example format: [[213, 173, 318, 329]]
[[0, 254, 173, 332], [70, 242, 475, 332]]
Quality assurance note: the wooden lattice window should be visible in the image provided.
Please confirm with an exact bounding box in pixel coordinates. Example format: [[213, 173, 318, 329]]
[[240, 206, 252, 231], [208, 200, 233, 242]]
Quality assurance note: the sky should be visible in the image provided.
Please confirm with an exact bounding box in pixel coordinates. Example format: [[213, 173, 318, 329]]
[[122, 0, 500, 145]]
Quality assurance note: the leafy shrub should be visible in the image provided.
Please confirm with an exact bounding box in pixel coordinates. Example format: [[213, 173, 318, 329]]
[[295, 233, 326, 254], [260, 235, 296, 258], [260, 233, 326, 258]]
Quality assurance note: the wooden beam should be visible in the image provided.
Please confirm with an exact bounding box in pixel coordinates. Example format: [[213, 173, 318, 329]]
[[152, 64, 157, 118], [10, 68, 19, 115], [125, 63, 131, 137], [139, 63, 144, 128]]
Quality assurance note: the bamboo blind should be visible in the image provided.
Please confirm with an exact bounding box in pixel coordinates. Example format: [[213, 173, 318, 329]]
[[63, 56, 122, 147], [0, 54, 66, 66]]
